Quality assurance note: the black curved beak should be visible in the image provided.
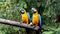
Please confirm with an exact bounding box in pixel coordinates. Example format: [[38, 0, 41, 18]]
[[33, 11, 36, 13], [32, 10, 36, 13]]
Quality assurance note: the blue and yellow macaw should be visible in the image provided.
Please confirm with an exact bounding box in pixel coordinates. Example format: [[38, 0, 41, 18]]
[[20, 8, 30, 24], [30, 8, 42, 27]]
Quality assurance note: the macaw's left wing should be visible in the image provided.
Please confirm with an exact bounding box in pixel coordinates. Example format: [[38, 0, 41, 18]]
[[27, 12, 31, 24], [38, 14, 42, 27]]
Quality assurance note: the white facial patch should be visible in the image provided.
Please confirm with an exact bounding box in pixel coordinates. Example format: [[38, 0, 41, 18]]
[[32, 8, 36, 11], [21, 11, 24, 13]]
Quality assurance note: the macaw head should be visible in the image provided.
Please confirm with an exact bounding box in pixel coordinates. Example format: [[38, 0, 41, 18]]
[[31, 8, 37, 13], [20, 8, 26, 14]]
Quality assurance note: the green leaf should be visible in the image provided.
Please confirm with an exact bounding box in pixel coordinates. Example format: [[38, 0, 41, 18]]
[[42, 31, 54, 34]]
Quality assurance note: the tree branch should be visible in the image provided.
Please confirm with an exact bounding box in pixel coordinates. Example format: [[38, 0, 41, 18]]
[[0, 18, 40, 31]]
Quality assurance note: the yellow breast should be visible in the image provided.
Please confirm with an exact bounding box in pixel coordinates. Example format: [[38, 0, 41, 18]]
[[32, 13, 38, 25], [22, 14, 28, 24]]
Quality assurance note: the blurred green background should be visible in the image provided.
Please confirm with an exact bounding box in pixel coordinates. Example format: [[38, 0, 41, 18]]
[[0, 0, 60, 34]]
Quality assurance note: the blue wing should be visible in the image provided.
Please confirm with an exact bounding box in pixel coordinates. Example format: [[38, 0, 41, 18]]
[[27, 12, 31, 24], [38, 14, 42, 27]]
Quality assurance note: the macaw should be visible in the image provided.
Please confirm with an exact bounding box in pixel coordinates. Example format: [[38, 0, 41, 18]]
[[20, 8, 31, 34], [20, 8, 30, 24], [30, 8, 42, 27]]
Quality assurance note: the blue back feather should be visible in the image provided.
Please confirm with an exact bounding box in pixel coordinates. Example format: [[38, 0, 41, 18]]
[[27, 12, 31, 23], [38, 14, 42, 27]]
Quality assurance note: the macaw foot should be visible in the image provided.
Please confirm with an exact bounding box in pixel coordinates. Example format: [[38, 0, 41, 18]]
[[29, 22, 33, 26], [29, 23, 37, 28], [32, 25, 37, 28]]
